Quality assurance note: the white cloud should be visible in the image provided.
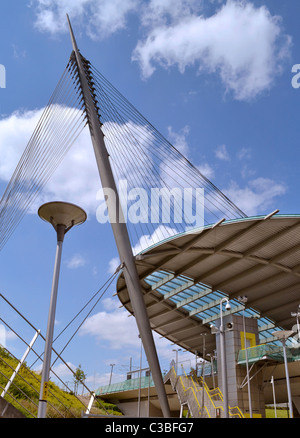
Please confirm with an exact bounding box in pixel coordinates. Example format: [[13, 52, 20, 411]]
[[167, 125, 190, 156], [79, 296, 196, 373], [0, 109, 157, 220], [79, 299, 140, 349], [0, 109, 43, 181], [224, 177, 286, 216], [108, 256, 120, 274], [196, 163, 214, 180], [140, 0, 203, 29], [133, 0, 292, 100], [215, 144, 230, 161], [32, 0, 139, 39], [66, 253, 86, 269], [132, 224, 178, 255], [31, 0, 291, 101], [237, 147, 251, 161], [0, 108, 101, 215]]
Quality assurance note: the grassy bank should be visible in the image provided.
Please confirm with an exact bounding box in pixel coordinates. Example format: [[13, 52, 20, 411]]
[[0, 346, 122, 418]]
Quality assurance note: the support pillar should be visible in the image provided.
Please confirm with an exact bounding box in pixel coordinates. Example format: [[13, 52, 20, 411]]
[[215, 314, 265, 418]]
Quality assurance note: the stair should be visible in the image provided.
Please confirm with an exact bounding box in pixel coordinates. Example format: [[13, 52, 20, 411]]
[[164, 367, 244, 418]]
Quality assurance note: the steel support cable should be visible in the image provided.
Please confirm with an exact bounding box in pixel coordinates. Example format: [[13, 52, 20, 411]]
[[27, 270, 119, 372], [0, 63, 79, 213], [10, 75, 84, 198], [92, 80, 191, 243], [94, 81, 225, 237], [0, 82, 71, 224], [95, 82, 162, 191], [0, 64, 87, 250], [53, 271, 119, 345], [90, 64, 246, 221], [94, 93, 167, 244], [0, 294, 110, 416], [90, 83, 166, 244], [91, 67, 226, 201], [51, 270, 119, 367], [0, 108, 86, 250], [91, 82, 241, 226], [3, 103, 83, 219], [0, 116, 86, 250]]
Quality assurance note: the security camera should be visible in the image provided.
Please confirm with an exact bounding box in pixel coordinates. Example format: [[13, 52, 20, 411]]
[[225, 302, 231, 311]]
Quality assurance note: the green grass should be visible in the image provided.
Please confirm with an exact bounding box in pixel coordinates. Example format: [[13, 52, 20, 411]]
[[0, 347, 122, 418]]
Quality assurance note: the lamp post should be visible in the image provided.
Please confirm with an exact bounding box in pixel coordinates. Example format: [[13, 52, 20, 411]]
[[219, 297, 231, 418], [207, 353, 216, 388], [172, 348, 182, 375], [237, 295, 252, 418], [270, 376, 277, 418], [199, 333, 206, 414], [272, 330, 294, 418], [37, 201, 86, 418], [194, 350, 199, 375], [109, 363, 115, 386], [138, 334, 142, 417], [291, 305, 300, 341]]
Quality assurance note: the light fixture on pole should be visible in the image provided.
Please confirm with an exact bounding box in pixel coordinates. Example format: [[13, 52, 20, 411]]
[[172, 348, 182, 375], [200, 333, 206, 414], [237, 295, 252, 418], [272, 330, 294, 418], [109, 363, 115, 386], [37, 201, 86, 418], [291, 305, 300, 341], [270, 376, 277, 418], [219, 297, 231, 418], [207, 352, 216, 388]]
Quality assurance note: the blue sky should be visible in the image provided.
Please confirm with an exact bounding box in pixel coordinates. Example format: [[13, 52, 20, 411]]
[[1, 0, 300, 391]]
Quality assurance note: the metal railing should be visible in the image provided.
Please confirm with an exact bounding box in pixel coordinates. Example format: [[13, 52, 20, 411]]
[[237, 342, 300, 365], [0, 293, 110, 418], [174, 366, 244, 418], [97, 375, 154, 395]]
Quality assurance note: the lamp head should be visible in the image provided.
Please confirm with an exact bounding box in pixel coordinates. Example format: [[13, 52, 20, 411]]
[[38, 201, 86, 241]]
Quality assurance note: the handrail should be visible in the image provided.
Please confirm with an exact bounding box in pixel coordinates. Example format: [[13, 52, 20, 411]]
[[179, 376, 211, 418], [182, 367, 244, 418], [167, 367, 208, 417]]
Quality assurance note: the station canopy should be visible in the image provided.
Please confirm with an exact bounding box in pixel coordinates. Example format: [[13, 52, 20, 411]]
[[117, 213, 300, 356]]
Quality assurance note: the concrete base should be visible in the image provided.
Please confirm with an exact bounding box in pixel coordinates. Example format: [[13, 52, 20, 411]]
[[0, 398, 25, 418]]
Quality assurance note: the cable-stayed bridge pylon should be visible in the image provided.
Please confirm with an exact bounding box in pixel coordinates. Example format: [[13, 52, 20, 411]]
[[0, 16, 247, 418]]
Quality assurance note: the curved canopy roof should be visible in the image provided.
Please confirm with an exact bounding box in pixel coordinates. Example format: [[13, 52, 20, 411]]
[[117, 213, 300, 355]]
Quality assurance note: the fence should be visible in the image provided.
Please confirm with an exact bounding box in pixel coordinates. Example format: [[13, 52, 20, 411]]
[[0, 293, 109, 418]]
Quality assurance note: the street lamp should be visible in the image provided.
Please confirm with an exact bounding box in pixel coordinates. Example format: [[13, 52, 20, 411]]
[[172, 348, 182, 375], [37, 201, 86, 418], [109, 363, 115, 386], [200, 333, 206, 414], [272, 330, 295, 418], [291, 305, 300, 341], [270, 376, 277, 418], [219, 297, 231, 418], [207, 352, 216, 388], [237, 295, 252, 418]]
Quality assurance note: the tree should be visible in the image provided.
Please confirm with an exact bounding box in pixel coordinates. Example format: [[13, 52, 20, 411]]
[[73, 364, 86, 395]]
